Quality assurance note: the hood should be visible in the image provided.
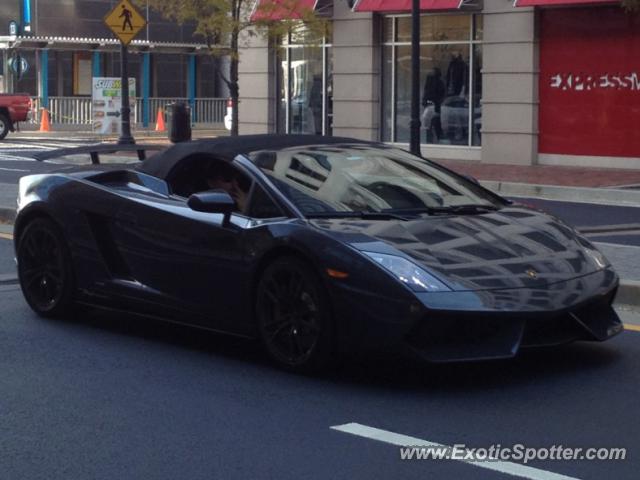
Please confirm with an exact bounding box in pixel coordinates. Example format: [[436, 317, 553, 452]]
[[310, 206, 607, 292]]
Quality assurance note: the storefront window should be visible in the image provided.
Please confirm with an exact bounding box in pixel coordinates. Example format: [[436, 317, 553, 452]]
[[397, 15, 470, 42], [382, 14, 482, 147], [277, 33, 332, 136]]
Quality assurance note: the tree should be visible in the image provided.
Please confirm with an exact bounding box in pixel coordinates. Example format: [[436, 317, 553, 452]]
[[139, 0, 329, 136]]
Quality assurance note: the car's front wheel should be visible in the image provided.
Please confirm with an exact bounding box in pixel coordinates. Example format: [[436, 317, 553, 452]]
[[17, 217, 75, 317], [256, 256, 334, 373]]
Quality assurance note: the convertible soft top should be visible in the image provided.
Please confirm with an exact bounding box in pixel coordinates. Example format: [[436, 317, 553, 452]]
[[136, 134, 373, 180]]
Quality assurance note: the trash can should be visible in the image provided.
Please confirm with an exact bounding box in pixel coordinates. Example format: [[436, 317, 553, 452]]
[[165, 102, 192, 143]]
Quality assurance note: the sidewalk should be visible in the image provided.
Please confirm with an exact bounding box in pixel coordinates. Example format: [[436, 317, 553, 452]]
[[435, 159, 640, 207], [437, 159, 640, 188]]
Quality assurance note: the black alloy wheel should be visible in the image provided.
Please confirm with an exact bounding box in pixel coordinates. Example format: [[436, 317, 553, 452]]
[[17, 218, 75, 317], [0, 113, 10, 140], [256, 256, 333, 373]]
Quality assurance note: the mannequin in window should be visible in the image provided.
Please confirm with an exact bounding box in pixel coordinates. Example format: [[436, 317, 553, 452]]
[[446, 52, 468, 96], [422, 67, 445, 143], [309, 75, 323, 135]]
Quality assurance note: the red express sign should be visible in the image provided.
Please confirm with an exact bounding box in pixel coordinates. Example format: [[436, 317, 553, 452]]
[[539, 7, 640, 158]]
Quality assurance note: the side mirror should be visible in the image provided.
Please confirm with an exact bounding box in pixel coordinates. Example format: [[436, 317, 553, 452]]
[[187, 190, 235, 226]]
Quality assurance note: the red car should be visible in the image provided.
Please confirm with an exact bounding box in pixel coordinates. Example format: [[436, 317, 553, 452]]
[[0, 93, 32, 140]]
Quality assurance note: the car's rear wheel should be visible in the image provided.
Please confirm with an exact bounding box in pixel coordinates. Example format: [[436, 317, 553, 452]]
[[0, 113, 10, 140], [256, 256, 334, 373], [17, 218, 75, 317]]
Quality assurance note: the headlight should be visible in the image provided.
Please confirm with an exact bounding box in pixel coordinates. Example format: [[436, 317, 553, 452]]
[[361, 251, 451, 292], [583, 245, 610, 269], [577, 237, 610, 269]]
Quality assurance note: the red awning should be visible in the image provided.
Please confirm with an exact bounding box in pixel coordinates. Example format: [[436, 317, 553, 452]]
[[354, 0, 463, 13], [515, 0, 618, 6], [251, 0, 317, 21]]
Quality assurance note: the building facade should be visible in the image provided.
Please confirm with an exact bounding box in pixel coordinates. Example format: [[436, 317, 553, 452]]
[[239, 0, 640, 169], [0, 0, 228, 127]]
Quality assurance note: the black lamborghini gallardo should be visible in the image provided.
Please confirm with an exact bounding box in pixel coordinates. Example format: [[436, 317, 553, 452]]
[[14, 135, 622, 371]]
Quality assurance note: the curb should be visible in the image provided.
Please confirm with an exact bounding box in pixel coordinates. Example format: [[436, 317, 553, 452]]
[[481, 181, 640, 207], [617, 280, 640, 307]]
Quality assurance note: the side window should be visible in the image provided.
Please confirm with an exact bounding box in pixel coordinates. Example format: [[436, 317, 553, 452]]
[[248, 185, 285, 219]]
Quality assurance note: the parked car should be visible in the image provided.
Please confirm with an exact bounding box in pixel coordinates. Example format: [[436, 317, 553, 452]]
[[14, 136, 622, 372], [0, 93, 32, 140]]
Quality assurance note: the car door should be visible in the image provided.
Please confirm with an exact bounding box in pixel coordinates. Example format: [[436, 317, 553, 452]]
[[110, 192, 252, 335]]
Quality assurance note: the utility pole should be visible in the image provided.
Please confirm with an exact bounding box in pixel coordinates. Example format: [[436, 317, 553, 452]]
[[409, 0, 421, 156], [104, 0, 146, 145], [118, 43, 135, 145]]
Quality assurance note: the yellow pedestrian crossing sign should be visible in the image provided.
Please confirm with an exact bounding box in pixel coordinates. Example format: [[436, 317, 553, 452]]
[[104, 0, 146, 45]]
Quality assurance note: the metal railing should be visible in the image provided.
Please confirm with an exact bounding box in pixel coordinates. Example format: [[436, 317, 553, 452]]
[[31, 96, 227, 126], [32, 96, 93, 125], [140, 97, 227, 125]]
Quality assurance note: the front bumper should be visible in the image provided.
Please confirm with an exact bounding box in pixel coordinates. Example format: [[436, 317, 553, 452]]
[[331, 268, 622, 362]]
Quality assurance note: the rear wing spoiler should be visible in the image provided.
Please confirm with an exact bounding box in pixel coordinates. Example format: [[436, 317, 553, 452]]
[[32, 143, 167, 165]]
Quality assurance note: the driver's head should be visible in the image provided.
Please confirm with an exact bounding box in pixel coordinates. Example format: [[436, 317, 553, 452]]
[[205, 162, 249, 210]]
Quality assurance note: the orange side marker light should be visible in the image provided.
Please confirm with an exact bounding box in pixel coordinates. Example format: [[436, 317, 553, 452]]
[[326, 268, 349, 279]]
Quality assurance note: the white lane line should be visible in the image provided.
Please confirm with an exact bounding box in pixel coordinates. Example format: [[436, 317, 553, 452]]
[[331, 423, 581, 480], [0, 167, 30, 172], [0, 157, 34, 162]]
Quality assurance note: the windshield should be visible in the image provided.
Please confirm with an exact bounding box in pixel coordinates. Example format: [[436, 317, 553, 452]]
[[247, 144, 505, 216]]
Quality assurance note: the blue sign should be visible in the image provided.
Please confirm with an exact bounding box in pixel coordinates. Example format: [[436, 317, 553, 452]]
[[9, 57, 29, 78]]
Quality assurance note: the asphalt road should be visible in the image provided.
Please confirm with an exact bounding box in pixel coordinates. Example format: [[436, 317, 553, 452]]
[[0, 282, 639, 480], [0, 238, 15, 276]]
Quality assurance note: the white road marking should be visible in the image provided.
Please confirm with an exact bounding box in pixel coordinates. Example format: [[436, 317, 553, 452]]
[[0, 140, 93, 164], [0, 167, 29, 172], [0, 156, 33, 162], [331, 423, 581, 480]]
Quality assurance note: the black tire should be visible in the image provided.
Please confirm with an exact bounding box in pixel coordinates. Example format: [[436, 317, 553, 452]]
[[255, 256, 334, 373], [17, 218, 76, 317], [0, 113, 10, 140]]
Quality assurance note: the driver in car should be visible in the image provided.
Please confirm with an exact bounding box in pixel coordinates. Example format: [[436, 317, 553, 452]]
[[205, 162, 250, 212]]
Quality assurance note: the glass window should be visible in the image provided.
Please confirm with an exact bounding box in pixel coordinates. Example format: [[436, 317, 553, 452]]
[[474, 14, 483, 41], [397, 15, 471, 43], [382, 45, 394, 142], [382, 14, 482, 147], [247, 144, 504, 216], [248, 185, 284, 219], [472, 45, 482, 146], [277, 32, 332, 136], [383, 16, 394, 43]]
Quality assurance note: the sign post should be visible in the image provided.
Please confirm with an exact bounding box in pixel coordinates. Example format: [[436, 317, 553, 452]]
[[103, 0, 146, 145]]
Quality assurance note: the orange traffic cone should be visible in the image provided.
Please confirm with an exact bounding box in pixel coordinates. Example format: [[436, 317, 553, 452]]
[[39, 108, 51, 132], [154, 108, 166, 132]]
